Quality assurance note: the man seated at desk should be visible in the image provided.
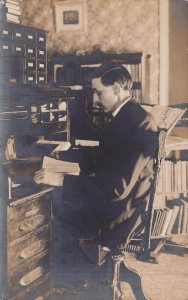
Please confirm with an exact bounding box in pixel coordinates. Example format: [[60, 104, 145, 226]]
[[34, 63, 159, 252]]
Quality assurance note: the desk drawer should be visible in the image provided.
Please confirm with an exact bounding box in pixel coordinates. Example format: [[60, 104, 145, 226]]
[[9, 251, 50, 296], [8, 195, 51, 242], [10, 274, 51, 300], [9, 224, 50, 273]]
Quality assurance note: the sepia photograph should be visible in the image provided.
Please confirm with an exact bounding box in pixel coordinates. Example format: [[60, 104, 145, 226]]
[[0, 0, 188, 300]]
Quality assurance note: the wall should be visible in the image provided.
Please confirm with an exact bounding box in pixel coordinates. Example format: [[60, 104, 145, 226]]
[[21, 0, 160, 103], [169, 0, 188, 139], [169, 0, 188, 105]]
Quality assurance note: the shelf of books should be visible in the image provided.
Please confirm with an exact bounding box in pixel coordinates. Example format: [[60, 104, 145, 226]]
[[152, 134, 188, 241], [139, 103, 188, 253]]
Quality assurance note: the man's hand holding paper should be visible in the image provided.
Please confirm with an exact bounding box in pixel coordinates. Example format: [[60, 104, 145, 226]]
[[34, 156, 80, 187]]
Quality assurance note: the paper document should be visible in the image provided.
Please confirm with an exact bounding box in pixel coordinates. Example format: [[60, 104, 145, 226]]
[[75, 139, 99, 147], [42, 156, 80, 175], [37, 140, 71, 151]]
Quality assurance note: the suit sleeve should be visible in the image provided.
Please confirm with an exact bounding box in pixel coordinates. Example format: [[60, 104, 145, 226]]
[[91, 130, 159, 201]]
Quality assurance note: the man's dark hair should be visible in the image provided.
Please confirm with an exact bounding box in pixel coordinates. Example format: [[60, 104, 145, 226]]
[[91, 63, 133, 90]]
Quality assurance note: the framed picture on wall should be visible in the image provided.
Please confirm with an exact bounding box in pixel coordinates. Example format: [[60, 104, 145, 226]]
[[55, 0, 87, 32]]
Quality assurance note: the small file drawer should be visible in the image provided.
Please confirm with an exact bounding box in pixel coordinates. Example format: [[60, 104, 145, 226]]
[[9, 251, 50, 296], [8, 194, 51, 242], [0, 24, 12, 40], [9, 224, 50, 273], [26, 30, 36, 44], [24, 71, 36, 84], [37, 32, 46, 46], [26, 45, 36, 58], [0, 40, 11, 55], [36, 73, 47, 85], [25, 58, 36, 71], [37, 60, 46, 72], [12, 43, 25, 56], [37, 47, 46, 59], [12, 28, 25, 42]]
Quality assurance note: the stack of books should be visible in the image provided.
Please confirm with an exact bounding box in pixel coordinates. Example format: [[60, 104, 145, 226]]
[[0, 0, 22, 24]]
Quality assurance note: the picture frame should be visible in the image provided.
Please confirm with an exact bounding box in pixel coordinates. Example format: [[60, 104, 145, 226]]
[[55, 0, 87, 32]]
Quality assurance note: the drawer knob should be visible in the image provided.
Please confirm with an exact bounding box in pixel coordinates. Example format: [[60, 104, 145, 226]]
[[19, 266, 44, 286], [19, 215, 45, 232], [25, 207, 39, 218], [19, 240, 46, 259]]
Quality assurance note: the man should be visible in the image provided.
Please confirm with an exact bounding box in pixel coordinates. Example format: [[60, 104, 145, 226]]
[[35, 63, 159, 251]]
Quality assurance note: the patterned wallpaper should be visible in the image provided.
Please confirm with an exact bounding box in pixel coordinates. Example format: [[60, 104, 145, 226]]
[[21, 0, 160, 103]]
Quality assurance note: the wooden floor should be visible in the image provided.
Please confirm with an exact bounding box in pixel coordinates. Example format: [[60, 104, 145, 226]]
[[53, 213, 188, 300], [52, 188, 188, 300]]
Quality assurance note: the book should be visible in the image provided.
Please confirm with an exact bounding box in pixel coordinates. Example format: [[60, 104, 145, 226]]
[[160, 208, 174, 236], [178, 204, 184, 234], [166, 205, 180, 235], [6, 12, 19, 20], [152, 209, 161, 236], [6, 0, 22, 4], [181, 161, 187, 192], [155, 209, 164, 236], [5, 2, 20, 10], [150, 105, 186, 134], [182, 200, 188, 233], [158, 208, 168, 235], [7, 7, 21, 15], [169, 199, 185, 234]]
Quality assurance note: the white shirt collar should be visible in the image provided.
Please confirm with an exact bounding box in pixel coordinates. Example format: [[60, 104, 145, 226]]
[[112, 96, 132, 117]]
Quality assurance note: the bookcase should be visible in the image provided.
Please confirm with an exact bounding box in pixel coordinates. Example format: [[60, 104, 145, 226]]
[[50, 51, 148, 130], [142, 104, 188, 256]]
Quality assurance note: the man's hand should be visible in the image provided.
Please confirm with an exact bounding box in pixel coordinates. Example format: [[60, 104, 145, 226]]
[[34, 168, 64, 186]]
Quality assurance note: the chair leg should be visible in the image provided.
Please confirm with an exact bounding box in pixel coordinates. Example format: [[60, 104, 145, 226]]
[[111, 255, 124, 300], [111, 252, 151, 300]]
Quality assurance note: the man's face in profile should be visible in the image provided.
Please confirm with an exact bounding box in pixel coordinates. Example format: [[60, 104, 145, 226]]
[[91, 77, 117, 113]]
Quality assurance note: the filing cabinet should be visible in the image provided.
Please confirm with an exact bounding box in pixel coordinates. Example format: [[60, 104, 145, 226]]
[[0, 164, 53, 300], [0, 21, 47, 85]]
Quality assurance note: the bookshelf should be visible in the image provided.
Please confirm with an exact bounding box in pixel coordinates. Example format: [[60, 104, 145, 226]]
[[147, 105, 188, 255], [50, 52, 146, 130]]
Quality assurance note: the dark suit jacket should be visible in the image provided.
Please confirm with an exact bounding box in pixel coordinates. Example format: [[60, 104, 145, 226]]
[[62, 98, 159, 249]]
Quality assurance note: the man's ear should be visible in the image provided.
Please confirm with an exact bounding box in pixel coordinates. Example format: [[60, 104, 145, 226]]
[[112, 82, 121, 95]]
